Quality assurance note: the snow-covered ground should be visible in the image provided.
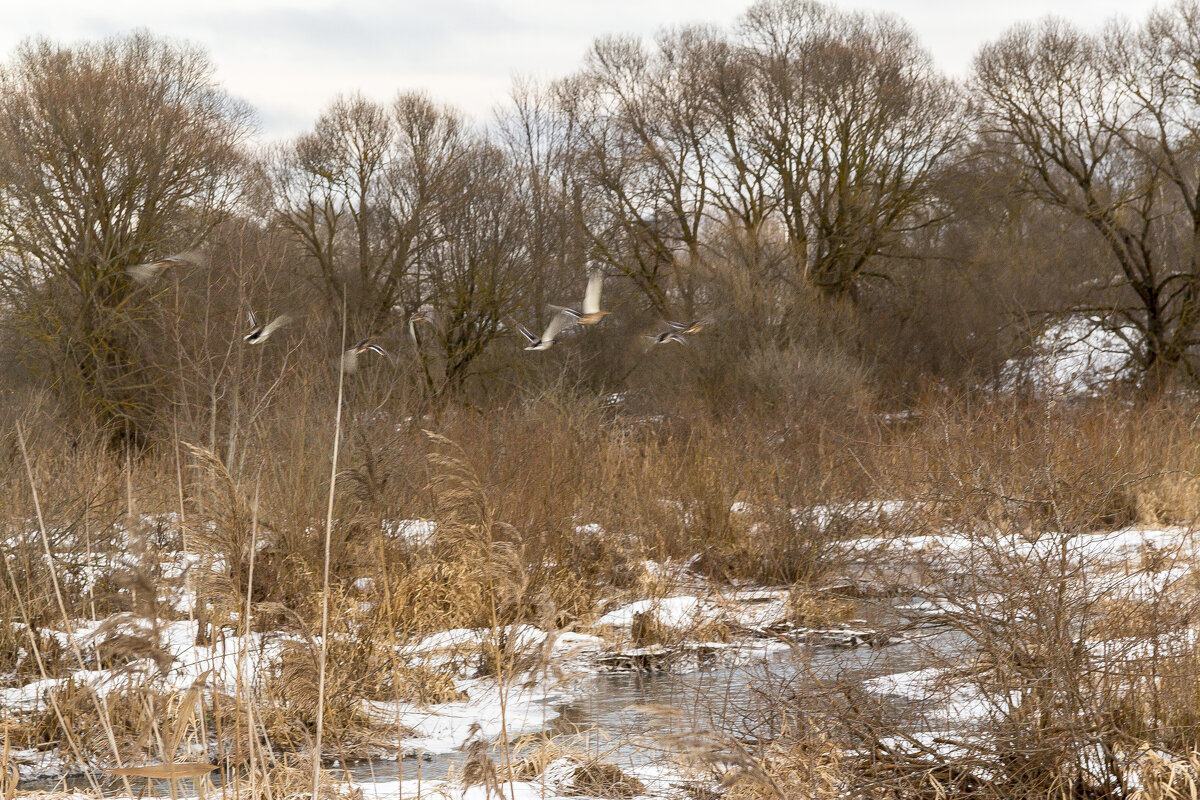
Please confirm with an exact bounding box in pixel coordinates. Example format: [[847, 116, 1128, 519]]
[[1002, 315, 1139, 396], [3, 507, 885, 792], [7, 503, 1199, 799]]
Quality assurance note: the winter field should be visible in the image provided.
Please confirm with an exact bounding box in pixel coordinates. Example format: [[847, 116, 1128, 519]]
[[7, 497, 1200, 800], [10, 0, 1200, 797], [8, 347, 1200, 800]]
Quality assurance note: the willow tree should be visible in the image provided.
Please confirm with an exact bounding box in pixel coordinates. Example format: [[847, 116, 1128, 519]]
[[0, 32, 254, 444]]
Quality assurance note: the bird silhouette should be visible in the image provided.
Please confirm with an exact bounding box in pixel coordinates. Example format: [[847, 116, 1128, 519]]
[[554, 271, 611, 325], [646, 330, 690, 346], [663, 317, 713, 336], [126, 250, 205, 284], [408, 309, 442, 346]]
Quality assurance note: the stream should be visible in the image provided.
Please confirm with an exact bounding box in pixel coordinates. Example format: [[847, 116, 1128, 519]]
[[345, 618, 959, 785], [24, 599, 962, 796]]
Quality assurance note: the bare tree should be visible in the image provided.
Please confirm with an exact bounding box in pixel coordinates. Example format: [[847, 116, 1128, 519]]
[[275, 92, 527, 396], [974, 6, 1200, 390], [0, 32, 254, 445], [563, 29, 721, 316], [419, 139, 533, 393], [392, 93, 470, 318], [740, 0, 964, 299], [272, 92, 440, 335], [497, 77, 587, 339], [699, 32, 776, 236]]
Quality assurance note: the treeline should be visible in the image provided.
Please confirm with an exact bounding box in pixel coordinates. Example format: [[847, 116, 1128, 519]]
[[1, 0, 1199, 448]]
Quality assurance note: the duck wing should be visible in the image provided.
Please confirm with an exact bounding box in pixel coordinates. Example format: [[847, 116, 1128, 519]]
[[583, 272, 603, 314]]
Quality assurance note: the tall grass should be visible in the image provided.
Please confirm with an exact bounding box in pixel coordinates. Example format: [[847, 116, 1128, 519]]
[[6, 378, 1200, 798]]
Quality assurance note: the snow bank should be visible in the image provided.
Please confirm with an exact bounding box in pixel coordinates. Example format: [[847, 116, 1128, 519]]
[[597, 596, 708, 629], [365, 679, 565, 755], [1002, 316, 1137, 396]]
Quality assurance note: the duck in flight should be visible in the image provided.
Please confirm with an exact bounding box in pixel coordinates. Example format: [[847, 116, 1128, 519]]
[[514, 309, 575, 351], [554, 272, 611, 326], [126, 250, 206, 284], [243, 309, 292, 344], [663, 317, 713, 336], [408, 309, 441, 346], [646, 330, 690, 346], [341, 338, 389, 373], [646, 315, 713, 345]]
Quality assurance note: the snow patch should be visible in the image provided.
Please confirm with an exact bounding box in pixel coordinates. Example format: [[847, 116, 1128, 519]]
[[1003, 316, 1137, 396]]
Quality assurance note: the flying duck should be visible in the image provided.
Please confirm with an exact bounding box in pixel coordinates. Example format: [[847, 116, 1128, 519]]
[[126, 250, 205, 284], [341, 338, 389, 373], [514, 309, 575, 351], [555, 272, 611, 325], [243, 309, 292, 344]]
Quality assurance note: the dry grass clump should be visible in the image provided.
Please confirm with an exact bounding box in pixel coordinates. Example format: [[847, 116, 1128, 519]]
[[422, 395, 858, 594], [663, 729, 793, 800], [386, 664, 466, 705], [17, 679, 208, 770], [1090, 593, 1194, 641], [720, 736, 844, 800], [689, 619, 734, 644], [245, 758, 364, 800], [1129, 748, 1200, 800], [897, 397, 1200, 535], [19, 679, 115, 759], [630, 610, 671, 648], [7, 625, 71, 684], [458, 737, 501, 796], [0, 733, 17, 800], [785, 589, 859, 629], [386, 561, 493, 635], [511, 739, 647, 799], [510, 736, 565, 780], [266, 639, 373, 729], [1114, 472, 1200, 527], [258, 630, 398, 759], [566, 759, 647, 798]]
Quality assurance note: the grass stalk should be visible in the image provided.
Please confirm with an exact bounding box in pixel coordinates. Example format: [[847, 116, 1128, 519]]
[[313, 290, 347, 799], [0, 553, 100, 795], [15, 422, 134, 797]]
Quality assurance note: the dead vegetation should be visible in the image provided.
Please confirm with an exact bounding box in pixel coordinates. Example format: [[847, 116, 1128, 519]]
[[7, 380, 1200, 799], [7, 3, 1200, 800]]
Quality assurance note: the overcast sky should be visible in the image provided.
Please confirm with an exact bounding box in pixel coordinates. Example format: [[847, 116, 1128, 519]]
[[1, 0, 1167, 141]]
